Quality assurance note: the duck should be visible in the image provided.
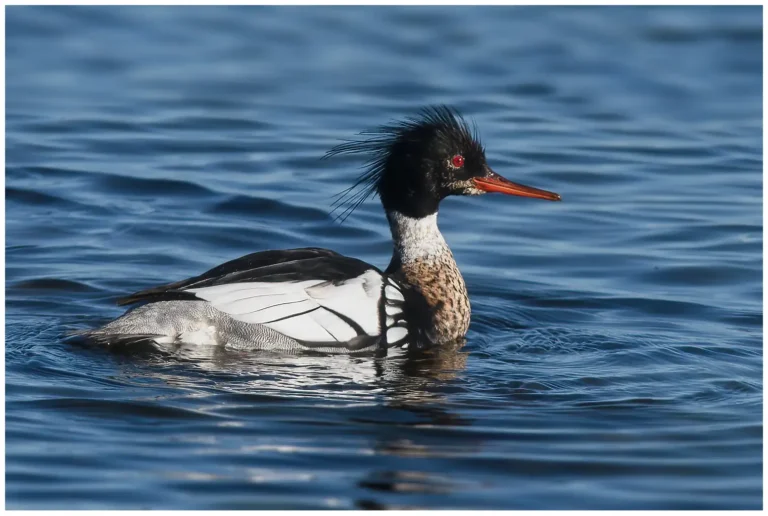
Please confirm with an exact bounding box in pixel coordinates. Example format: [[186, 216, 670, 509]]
[[81, 106, 560, 355]]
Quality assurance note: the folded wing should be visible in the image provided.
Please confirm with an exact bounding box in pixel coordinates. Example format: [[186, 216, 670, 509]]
[[117, 248, 409, 348]]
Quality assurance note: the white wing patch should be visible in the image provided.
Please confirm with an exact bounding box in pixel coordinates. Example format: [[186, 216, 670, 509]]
[[381, 278, 409, 346], [188, 270, 384, 344], [386, 327, 408, 342]]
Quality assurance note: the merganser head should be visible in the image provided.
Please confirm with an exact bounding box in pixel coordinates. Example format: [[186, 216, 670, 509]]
[[326, 105, 560, 220]]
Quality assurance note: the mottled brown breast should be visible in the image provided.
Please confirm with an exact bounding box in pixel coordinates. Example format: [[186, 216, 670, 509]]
[[395, 251, 471, 344]]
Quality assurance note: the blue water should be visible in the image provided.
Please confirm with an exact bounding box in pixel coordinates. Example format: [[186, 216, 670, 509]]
[[5, 6, 762, 510]]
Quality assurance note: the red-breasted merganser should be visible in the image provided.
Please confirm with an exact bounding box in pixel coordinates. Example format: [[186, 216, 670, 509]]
[[82, 106, 560, 355]]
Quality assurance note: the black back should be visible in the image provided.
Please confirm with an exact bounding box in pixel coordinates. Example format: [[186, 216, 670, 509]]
[[117, 247, 379, 306]]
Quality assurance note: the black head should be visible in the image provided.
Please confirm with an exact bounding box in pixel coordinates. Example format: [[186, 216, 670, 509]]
[[326, 106, 560, 220]]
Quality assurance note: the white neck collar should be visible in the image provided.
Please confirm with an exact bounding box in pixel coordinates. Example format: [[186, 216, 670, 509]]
[[387, 211, 449, 264]]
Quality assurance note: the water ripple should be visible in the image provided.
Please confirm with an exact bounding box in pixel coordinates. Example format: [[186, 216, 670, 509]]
[[5, 5, 761, 511]]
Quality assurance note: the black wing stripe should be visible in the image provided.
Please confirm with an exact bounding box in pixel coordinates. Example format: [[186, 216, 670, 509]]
[[296, 334, 382, 351], [314, 309, 339, 342], [260, 307, 321, 324], [239, 299, 308, 316], [194, 287, 293, 298], [320, 305, 367, 337]]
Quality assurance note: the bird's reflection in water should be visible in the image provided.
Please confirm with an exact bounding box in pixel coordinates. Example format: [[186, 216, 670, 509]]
[[117, 337, 470, 403], [353, 340, 485, 509], [108, 338, 481, 509]]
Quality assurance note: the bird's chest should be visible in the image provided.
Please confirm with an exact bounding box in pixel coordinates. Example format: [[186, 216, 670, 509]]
[[398, 257, 470, 343]]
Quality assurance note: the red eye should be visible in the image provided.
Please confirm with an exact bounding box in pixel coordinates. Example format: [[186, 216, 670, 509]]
[[451, 154, 465, 168]]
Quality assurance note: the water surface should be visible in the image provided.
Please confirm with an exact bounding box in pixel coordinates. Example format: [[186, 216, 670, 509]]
[[6, 6, 762, 509]]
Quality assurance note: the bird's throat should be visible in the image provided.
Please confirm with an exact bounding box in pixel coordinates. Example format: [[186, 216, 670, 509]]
[[385, 210, 470, 343]]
